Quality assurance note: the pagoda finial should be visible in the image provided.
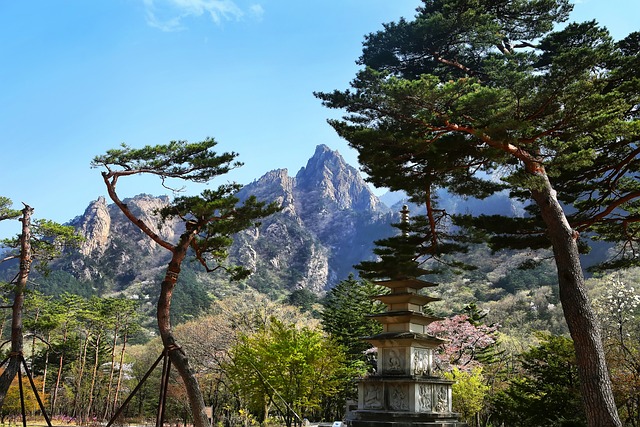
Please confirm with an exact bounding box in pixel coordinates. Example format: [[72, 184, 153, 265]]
[[400, 205, 410, 236]]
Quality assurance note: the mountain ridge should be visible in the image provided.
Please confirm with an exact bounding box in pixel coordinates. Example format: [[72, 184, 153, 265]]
[[3, 144, 539, 307], [53, 145, 394, 298]]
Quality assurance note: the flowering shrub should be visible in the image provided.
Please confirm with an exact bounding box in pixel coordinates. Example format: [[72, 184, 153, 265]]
[[593, 278, 640, 424], [427, 314, 498, 372], [594, 279, 640, 339]]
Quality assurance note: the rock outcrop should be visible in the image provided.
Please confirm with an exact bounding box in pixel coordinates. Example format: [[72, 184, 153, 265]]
[[75, 196, 111, 258], [57, 145, 395, 296]]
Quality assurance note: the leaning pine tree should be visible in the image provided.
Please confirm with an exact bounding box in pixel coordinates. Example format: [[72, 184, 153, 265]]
[[316, 1, 640, 426], [92, 139, 280, 427]]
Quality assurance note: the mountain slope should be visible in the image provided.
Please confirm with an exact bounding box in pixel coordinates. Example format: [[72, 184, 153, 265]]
[[47, 145, 395, 298]]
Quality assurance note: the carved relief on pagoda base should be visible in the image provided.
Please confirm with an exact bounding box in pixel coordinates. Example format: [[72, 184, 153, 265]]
[[412, 347, 433, 376], [381, 348, 406, 374], [359, 381, 453, 414], [362, 383, 383, 410], [417, 384, 432, 412], [388, 384, 410, 411], [417, 383, 451, 413], [436, 385, 450, 412]]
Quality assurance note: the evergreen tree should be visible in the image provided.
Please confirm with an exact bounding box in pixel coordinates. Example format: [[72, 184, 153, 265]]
[[316, 1, 639, 425], [0, 197, 19, 222], [92, 138, 280, 427], [492, 333, 586, 427], [287, 289, 318, 313], [321, 274, 386, 364]]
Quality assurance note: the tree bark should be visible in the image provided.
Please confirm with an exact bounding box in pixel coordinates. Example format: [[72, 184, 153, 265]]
[[531, 174, 621, 427], [51, 326, 68, 414], [86, 333, 102, 420], [0, 205, 33, 409], [157, 230, 210, 427], [103, 325, 119, 420], [112, 330, 128, 417]]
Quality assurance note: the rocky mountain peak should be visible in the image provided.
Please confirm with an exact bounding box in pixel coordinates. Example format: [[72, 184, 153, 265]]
[[295, 144, 383, 212], [244, 169, 293, 199], [240, 168, 297, 217], [48, 144, 395, 297], [72, 196, 111, 258]]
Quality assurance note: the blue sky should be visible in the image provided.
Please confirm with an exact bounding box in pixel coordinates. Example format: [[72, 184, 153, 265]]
[[1, 0, 638, 239]]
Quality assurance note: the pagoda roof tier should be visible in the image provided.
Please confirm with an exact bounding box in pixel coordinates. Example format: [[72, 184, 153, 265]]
[[373, 292, 440, 306], [368, 311, 443, 326], [362, 331, 446, 347], [374, 278, 438, 290]]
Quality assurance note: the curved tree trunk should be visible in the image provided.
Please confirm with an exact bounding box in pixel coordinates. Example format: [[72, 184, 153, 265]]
[[95, 140, 277, 426], [157, 230, 210, 427], [0, 205, 33, 410], [531, 174, 621, 427]]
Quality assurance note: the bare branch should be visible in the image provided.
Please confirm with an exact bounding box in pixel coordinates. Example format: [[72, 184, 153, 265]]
[[101, 171, 175, 252]]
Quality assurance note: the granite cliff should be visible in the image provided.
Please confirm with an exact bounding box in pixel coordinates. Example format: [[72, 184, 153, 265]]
[[54, 145, 395, 298]]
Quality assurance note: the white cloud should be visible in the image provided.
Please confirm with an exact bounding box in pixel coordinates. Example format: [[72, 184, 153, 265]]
[[143, 0, 245, 31], [249, 4, 265, 21]]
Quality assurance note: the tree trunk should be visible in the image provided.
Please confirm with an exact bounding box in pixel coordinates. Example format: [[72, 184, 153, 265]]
[[86, 333, 102, 420], [531, 174, 621, 427], [112, 330, 128, 417], [30, 308, 40, 369], [103, 326, 119, 420], [0, 205, 33, 410], [51, 326, 67, 414], [73, 331, 91, 419], [157, 230, 210, 427], [42, 330, 51, 394]]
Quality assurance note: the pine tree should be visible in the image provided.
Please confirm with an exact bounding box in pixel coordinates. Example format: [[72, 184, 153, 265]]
[[92, 138, 280, 427], [316, 1, 639, 425], [492, 333, 585, 427], [321, 274, 385, 363]]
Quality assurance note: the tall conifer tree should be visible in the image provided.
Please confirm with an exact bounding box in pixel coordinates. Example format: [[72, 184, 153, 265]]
[[321, 274, 386, 362], [317, 1, 639, 425]]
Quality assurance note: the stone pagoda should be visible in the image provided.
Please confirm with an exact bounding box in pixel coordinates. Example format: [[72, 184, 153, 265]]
[[349, 208, 465, 427]]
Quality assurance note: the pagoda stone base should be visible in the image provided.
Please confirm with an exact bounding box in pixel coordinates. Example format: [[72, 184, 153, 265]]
[[350, 377, 466, 427], [351, 410, 466, 427]]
